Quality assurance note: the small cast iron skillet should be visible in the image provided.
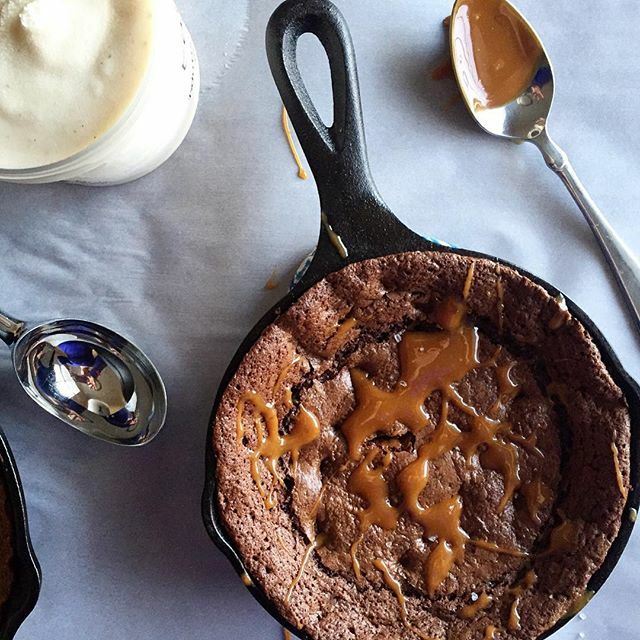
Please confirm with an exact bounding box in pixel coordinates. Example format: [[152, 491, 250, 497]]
[[0, 427, 40, 639], [202, 0, 640, 637]]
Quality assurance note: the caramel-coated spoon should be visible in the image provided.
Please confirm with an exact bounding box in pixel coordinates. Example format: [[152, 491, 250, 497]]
[[450, 0, 640, 332]]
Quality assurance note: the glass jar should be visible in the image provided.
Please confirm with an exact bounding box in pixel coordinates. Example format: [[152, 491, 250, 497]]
[[0, 0, 200, 186]]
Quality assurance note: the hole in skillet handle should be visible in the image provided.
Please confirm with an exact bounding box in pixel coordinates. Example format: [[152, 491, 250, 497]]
[[265, 0, 435, 287]]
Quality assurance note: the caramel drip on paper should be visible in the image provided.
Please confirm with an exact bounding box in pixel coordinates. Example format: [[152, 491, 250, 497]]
[[281, 106, 308, 180], [470, 539, 529, 558], [237, 393, 320, 508], [459, 591, 493, 619], [507, 570, 537, 631], [484, 624, 497, 639], [611, 442, 628, 499], [265, 269, 279, 291], [285, 534, 326, 603], [520, 479, 551, 525]]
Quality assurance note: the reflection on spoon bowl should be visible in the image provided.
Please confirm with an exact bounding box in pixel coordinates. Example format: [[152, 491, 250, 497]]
[[450, 0, 553, 140], [12, 320, 166, 446]]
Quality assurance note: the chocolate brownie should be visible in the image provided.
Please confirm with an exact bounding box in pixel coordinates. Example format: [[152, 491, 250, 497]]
[[213, 251, 631, 640]]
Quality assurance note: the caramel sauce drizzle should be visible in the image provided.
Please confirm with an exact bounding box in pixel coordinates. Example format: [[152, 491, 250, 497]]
[[321, 211, 349, 259], [397, 398, 469, 594], [350, 535, 364, 581], [459, 591, 493, 619], [541, 517, 579, 556], [349, 448, 400, 531], [490, 363, 520, 416], [373, 559, 438, 640], [282, 628, 292, 640], [281, 106, 308, 180], [469, 539, 528, 558], [611, 442, 629, 500], [321, 318, 359, 357], [565, 590, 594, 619], [241, 572, 252, 587], [348, 448, 399, 577], [505, 432, 542, 458], [548, 294, 569, 330], [463, 262, 476, 301], [342, 298, 526, 595], [285, 534, 326, 603], [342, 301, 480, 460], [495, 269, 505, 334], [484, 624, 497, 639], [273, 353, 301, 397], [373, 559, 409, 625], [520, 479, 551, 525], [507, 570, 536, 631], [237, 392, 320, 508], [283, 387, 294, 412]]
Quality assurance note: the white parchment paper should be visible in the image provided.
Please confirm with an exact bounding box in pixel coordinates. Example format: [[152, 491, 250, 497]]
[[0, 1, 638, 638]]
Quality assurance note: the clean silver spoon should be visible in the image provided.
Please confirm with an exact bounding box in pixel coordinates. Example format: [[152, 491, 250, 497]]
[[0, 311, 167, 446], [450, 0, 640, 332]]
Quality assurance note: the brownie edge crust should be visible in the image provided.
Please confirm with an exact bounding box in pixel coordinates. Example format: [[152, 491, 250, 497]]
[[213, 251, 631, 640]]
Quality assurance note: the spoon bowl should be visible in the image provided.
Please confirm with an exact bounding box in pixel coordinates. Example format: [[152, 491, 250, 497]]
[[450, 0, 554, 140], [2, 314, 167, 446]]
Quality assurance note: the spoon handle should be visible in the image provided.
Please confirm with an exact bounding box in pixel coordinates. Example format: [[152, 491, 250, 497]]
[[533, 130, 640, 333], [0, 312, 24, 347]]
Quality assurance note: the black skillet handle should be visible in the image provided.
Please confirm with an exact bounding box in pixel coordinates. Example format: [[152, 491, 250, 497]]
[[266, 0, 425, 273]]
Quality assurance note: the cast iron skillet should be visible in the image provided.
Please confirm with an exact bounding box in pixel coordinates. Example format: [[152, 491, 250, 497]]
[[0, 426, 40, 639], [202, 0, 640, 637]]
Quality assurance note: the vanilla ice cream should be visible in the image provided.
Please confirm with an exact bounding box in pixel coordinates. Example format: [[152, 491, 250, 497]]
[[0, 0, 200, 184]]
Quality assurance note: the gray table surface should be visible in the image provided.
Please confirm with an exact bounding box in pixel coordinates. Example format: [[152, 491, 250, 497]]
[[1, 0, 639, 638]]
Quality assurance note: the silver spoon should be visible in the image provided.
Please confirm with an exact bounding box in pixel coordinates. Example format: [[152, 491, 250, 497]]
[[450, 0, 640, 332], [0, 311, 167, 446]]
